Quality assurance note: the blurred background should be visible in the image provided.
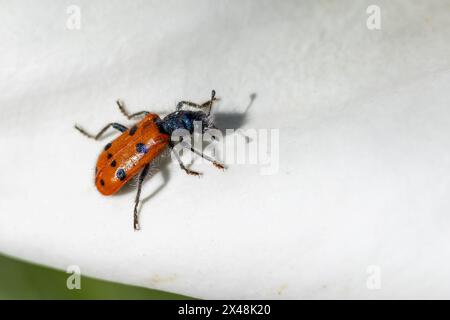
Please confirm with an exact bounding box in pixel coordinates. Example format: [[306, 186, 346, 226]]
[[0, 254, 191, 299]]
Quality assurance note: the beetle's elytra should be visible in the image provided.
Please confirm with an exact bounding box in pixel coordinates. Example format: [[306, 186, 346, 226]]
[[75, 90, 224, 230]]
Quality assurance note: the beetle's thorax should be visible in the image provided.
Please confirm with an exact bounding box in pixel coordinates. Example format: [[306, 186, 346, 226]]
[[157, 110, 210, 136]]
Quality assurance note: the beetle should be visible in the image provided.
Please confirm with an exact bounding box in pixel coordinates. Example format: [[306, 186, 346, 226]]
[[75, 90, 224, 230]]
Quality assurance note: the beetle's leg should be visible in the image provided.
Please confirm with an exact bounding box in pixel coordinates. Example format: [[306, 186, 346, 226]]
[[181, 141, 226, 170], [170, 146, 202, 176], [176, 90, 218, 114], [74, 123, 128, 140], [206, 90, 216, 116], [134, 163, 150, 231], [116, 99, 149, 120], [176, 100, 202, 110]]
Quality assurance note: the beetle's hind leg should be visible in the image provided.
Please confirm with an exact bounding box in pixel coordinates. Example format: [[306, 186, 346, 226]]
[[133, 163, 150, 231], [74, 122, 128, 140], [116, 100, 149, 120]]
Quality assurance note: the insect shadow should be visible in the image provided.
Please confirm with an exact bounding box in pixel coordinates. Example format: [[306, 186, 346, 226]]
[[115, 92, 256, 220], [213, 92, 256, 136], [115, 151, 170, 198]]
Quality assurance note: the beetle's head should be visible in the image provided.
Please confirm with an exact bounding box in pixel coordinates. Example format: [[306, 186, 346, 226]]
[[158, 90, 219, 138], [158, 110, 215, 136]]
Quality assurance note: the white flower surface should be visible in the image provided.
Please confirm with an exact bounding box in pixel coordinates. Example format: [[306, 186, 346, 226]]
[[1, 0, 450, 299]]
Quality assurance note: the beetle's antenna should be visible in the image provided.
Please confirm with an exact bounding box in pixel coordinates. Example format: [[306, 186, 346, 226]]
[[207, 90, 216, 116]]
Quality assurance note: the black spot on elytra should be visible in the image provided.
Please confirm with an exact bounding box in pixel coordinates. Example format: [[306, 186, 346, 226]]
[[116, 168, 126, 181], [107, 153, 113, 159], [129, 125, 138, 136], [136, 143, 148, 154], [104, 142, 112, 151], [100, 179, 105, 186], [110, 160, 116, 167]]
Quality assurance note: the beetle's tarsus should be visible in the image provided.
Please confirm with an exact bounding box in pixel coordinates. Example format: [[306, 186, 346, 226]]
[[182, 166, 202, 176], [187, 169, 202, 176], [213, 162, 226, 170]]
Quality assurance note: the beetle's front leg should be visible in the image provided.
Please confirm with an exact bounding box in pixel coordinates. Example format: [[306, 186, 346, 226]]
[[170, 145, 202, 176]]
